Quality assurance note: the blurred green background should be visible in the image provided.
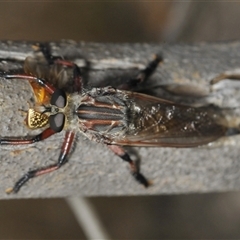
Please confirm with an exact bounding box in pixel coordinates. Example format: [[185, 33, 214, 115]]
[[2, 2, 240, 239]]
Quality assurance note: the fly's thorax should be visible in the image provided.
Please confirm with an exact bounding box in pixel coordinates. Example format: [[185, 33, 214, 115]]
[[75, 87, 131, 142]]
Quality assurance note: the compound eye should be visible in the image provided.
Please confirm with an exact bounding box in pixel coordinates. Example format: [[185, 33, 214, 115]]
[[51, 89, 67, 108], [49, 113, 65, 132]]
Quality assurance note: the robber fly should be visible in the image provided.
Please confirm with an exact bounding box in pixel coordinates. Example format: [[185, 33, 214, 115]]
[[0, 43, 230, 193]]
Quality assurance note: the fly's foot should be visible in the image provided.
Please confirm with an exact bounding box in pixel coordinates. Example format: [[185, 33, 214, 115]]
[[131, 171, 152, 188], [108, 145, 152, 188], [5, 170, 37, 194], [129, 159, 152, 188]]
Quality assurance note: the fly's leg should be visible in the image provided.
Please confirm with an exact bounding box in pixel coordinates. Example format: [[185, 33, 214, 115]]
[[4, 74, 56, 94], [108, 145, 151, 187], [1, 128, 56, 146], [33, 43, 57, 65], [2, 128, 57, 191], [119, 54, 163, 90], [6, 131, 75, 193], [35, 43, 83, 93]]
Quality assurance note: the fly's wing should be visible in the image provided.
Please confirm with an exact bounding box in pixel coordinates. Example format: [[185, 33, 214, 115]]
[[24, 56, 73, 101], [114, 92, 226, 147], [22, 57, 53, 128]]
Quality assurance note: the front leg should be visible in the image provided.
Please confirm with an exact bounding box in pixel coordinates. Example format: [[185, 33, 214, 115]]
[[0, 127, 56, 146], [6, 131, 75, 193]]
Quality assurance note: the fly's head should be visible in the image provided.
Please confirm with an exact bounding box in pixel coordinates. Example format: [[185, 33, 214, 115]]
[[26, 87, 68, 133]]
